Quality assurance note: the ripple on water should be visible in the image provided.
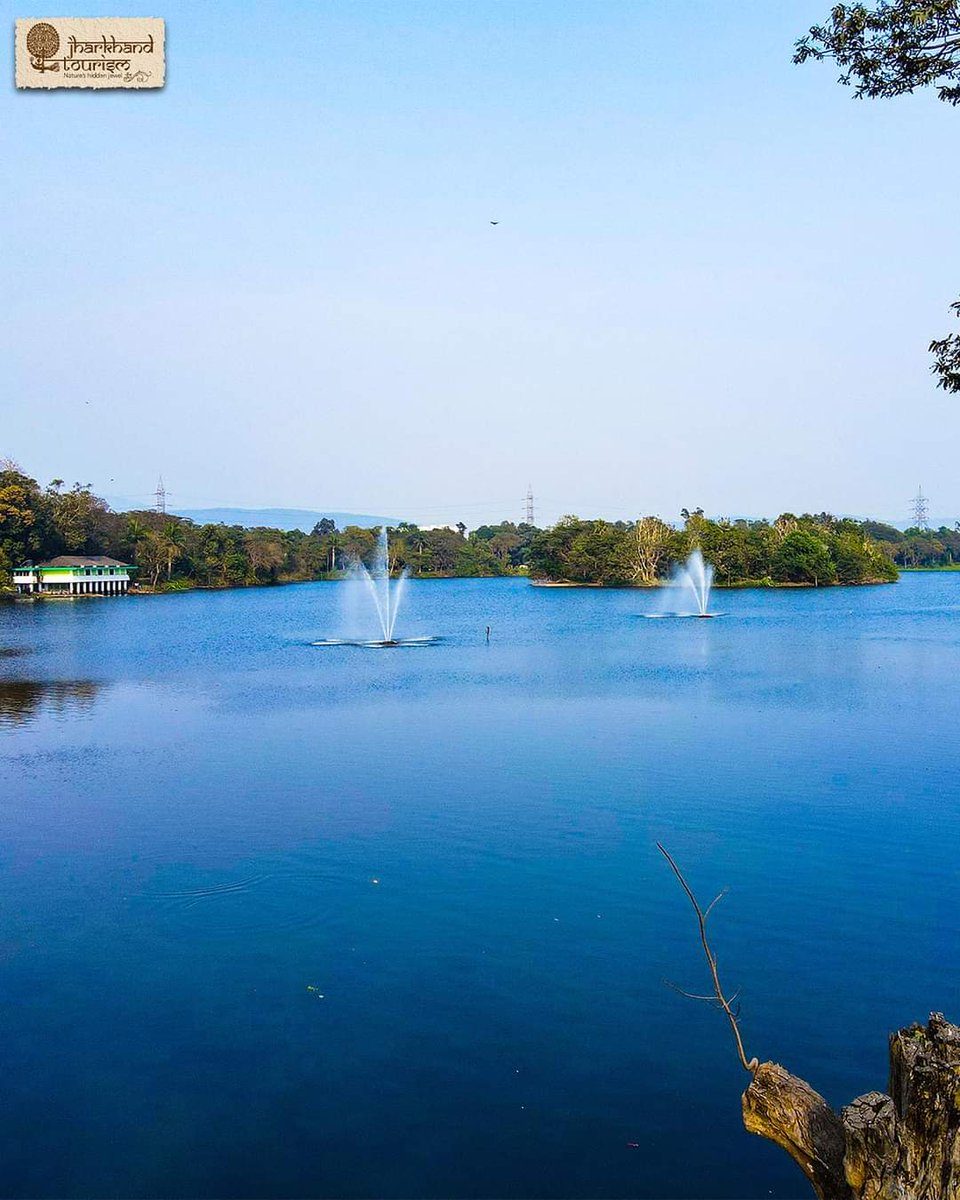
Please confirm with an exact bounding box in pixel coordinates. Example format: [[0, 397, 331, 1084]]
[[136, 860, 369, 940]]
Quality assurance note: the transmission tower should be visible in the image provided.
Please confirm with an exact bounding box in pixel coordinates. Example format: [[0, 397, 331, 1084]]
[[154, 475, 167, 514], [524, 485, 535, 524], [911, 486, 928, 530]]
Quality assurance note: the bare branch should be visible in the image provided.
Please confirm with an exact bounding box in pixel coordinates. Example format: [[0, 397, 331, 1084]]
[[704, 888, 728, 921], [657, 842, 759, 1074], [662, 978, 722, 1004]]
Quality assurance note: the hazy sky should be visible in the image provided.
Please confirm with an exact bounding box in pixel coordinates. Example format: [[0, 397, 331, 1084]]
[[4, 1, 958, 527]]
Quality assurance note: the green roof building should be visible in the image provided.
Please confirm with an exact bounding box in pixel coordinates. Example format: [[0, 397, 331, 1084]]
[[13, 556, 136, 596]]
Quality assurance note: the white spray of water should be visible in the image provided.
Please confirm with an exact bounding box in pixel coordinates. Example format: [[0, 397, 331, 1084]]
[[354, 527, 409, 641], [655, 548, 714, 616]]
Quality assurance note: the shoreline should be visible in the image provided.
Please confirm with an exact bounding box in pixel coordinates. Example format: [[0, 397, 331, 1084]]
[[528, 577, 898, 589], [1, 573, 908, 603]]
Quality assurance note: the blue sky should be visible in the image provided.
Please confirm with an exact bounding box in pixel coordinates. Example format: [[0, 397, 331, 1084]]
[[4, 1, 958, 526]]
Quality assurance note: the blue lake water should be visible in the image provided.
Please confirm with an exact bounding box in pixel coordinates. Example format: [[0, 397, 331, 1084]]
[[1, 574, 958, 1198]]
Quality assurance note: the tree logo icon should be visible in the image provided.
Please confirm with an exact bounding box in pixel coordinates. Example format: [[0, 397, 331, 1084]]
[[26, 22, 60, 71]]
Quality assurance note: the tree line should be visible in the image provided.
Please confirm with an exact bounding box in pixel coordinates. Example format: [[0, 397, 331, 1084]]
[[6, 460, 956, 592], [861, 519, 960, 568], [0, 461, 536, 589], [526, 511, 901, 586]]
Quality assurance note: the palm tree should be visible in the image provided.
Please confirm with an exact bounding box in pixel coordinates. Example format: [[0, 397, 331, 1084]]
[[126, 517, 148, 564], [327, 532, 342, 574], [162, 521, 184, 580]]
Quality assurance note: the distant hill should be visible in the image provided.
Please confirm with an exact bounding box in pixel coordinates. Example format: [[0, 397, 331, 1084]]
[[171, 508, 399, 532], [881, 517, 957, 531]]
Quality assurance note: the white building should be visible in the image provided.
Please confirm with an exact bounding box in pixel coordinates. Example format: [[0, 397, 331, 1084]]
[[13, 556, 135, 596]]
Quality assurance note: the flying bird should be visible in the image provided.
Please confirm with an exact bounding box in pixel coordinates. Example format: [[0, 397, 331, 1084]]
[[490, 220, 499, 225]]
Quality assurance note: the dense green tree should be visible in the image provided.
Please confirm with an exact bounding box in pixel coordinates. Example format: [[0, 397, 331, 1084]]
[[340, 526, 377, 567], [472, 521, 537, 569], [567, 520, 633, 584], [45, 481, 111, 554], [528, 517, 594, 582], [245, 529, 285, 582], [834, 529, 881, 582], [453, 538, 500, 577], [126, 516, 148, 566], [771, 529, 838, 584], [0, 462, 52, 577], [487, 531, 520, 563], [860, 519, 903, 543], [528, 517, 635, 584], [423, 528, 463, 574]]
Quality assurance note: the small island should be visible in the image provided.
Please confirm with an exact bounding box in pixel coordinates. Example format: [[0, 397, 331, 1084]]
[[524, 511, 901, 587]]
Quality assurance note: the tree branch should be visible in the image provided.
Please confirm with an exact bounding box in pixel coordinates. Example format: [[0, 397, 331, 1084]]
[[656, 843, 758, 1074]]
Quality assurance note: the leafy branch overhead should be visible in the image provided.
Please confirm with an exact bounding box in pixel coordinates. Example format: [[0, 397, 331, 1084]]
[[795, 1, 960, 392], [929, 300, 960, 392], [794, 1, 960, 103]]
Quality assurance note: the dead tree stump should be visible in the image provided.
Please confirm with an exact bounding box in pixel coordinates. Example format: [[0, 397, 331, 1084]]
[[742, 1013, 960, 1199]]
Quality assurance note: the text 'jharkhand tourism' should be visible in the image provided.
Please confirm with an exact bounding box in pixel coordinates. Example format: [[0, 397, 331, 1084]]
[[15, 17, 165, 89]]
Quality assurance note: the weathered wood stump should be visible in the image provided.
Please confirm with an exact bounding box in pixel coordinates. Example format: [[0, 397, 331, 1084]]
[[742, 1013, 960, 1199]]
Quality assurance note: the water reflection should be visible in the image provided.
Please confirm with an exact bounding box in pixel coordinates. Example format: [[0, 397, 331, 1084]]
[[0, 680, 102, 727]]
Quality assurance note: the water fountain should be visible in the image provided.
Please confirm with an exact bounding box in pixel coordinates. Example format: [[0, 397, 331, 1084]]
[[675, 548, 714, 617], [642, 548, 718, 618], [312, 528, 438, 648], [359, 526, 408, 644]]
